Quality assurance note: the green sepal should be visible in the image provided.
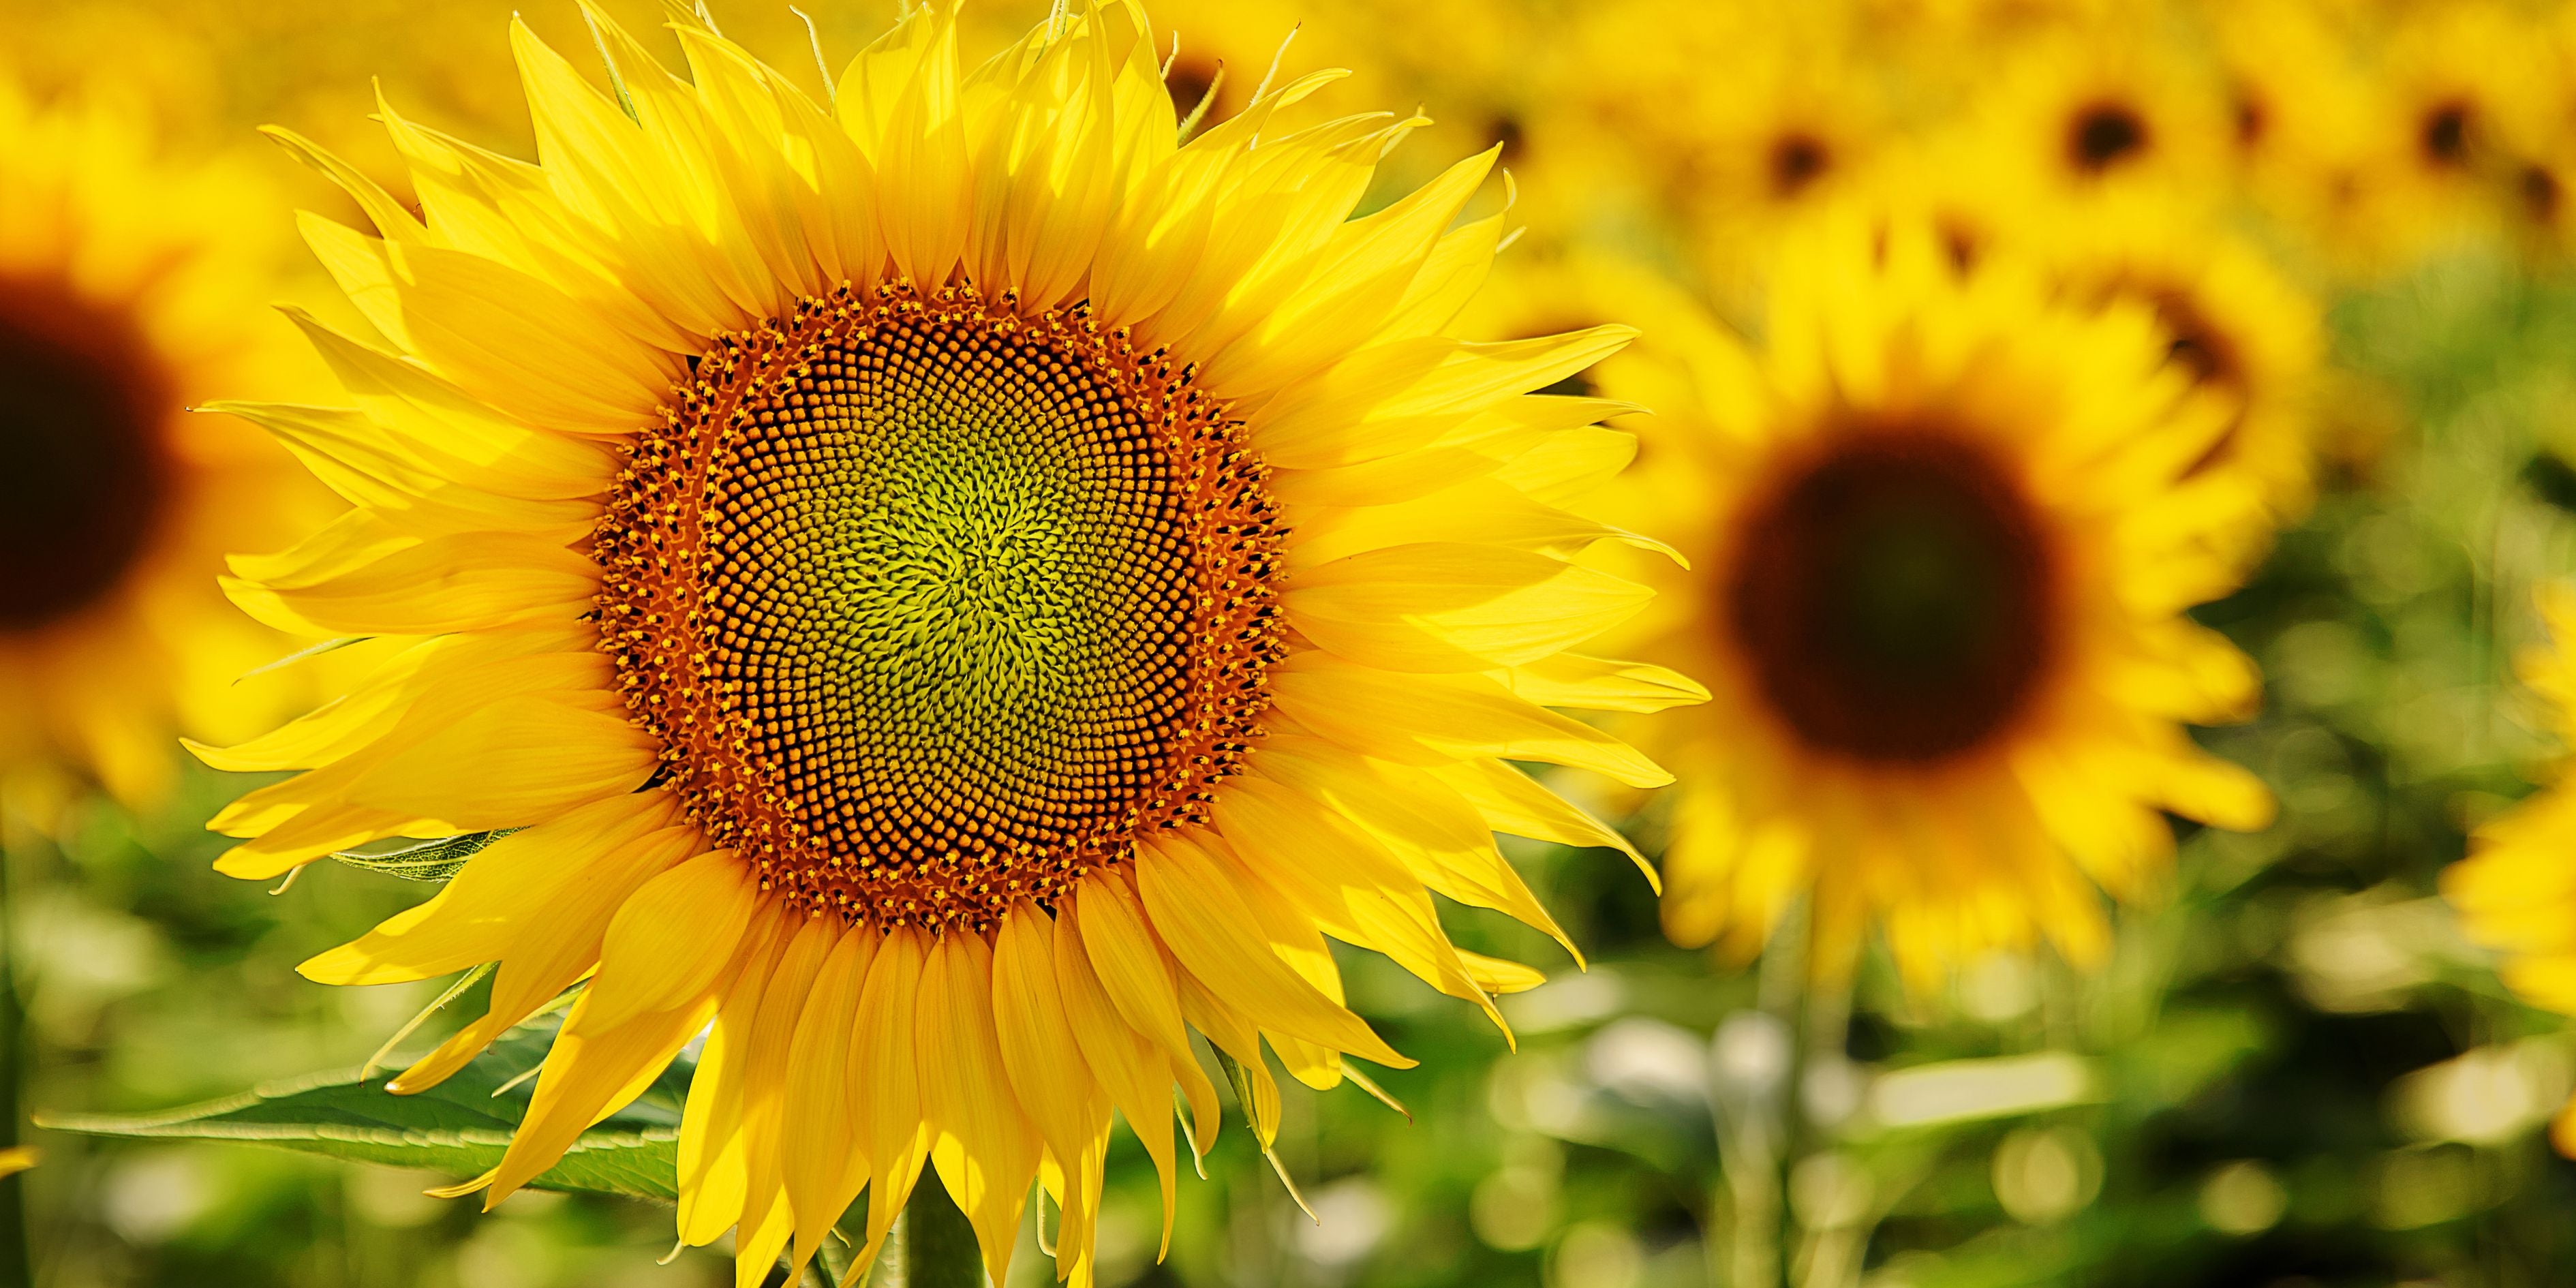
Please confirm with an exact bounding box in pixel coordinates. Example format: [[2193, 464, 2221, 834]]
[[333, 829, 519, 884], [1212, 1048, 1315, 1221]]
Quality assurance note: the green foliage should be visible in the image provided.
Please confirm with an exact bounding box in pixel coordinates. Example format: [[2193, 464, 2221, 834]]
[[35, 1022, 688, 1203]]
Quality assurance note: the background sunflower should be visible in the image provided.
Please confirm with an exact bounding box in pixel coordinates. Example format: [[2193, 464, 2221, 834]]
[[0, 74, 332, 814], [1595, 213, 2275, 987]]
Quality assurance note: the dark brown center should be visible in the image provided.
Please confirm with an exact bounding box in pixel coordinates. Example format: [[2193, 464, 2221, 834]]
[[0, 276, 170, 634], [1768, 131, 1833, 198], [2421, 100, 2471, 168], [2234, 93, 2269, 148], [1727, 429, 2059, 764], [2067, 102, 2150, 174]]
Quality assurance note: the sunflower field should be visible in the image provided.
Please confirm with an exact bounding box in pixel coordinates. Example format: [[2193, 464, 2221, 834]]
[[7, 0, 2576, 1286]]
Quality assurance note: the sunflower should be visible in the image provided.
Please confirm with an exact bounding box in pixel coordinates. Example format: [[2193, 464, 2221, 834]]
[[2485, 10, 2576, 264], [1557, 1, 1890, 297], [2351, 1, 2554, 269], [0, 75, 325, 812], [2202, 0, 2389, 273], [2446, 584, 2576, 1152], [1594, 213, 2274, 985], [1954, 22, 2227, 213], [201, 4, 1683, 1283]]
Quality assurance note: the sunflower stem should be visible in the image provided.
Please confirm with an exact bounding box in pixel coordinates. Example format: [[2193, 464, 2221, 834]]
[[901, 1177, 982, 1288], [0, 812, 30, 1288]]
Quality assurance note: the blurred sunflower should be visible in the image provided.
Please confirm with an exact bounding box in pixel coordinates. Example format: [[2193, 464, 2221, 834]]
[[2486, 10, 2576, 262], [2207, 0, 2356, 172], [2360, 1, 2552, 266], [1561, 3, 1888, 295], [0, 76, 322, 812], [1597, 215, 2274, 984], [2036, 196, 2325, 540], [1961, 23, 2226, 209], [2504, 136, 2576, 262], [2447, 584, 2576, 1152], [2204, 0, 2386, 273], [202, 3, 1681, 1284]]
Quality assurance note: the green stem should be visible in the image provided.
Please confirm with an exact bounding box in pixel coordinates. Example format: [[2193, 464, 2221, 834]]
[[1714, 906, 1807, 1288], [0, 818, 29, 1288], [1789, 977, 1856, 1288], [900, 1177, 982, 1288]]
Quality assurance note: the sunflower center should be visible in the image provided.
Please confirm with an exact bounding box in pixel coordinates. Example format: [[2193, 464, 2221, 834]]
[[1768, 132, 1833, 198], [597, 282, 1285, 932], [2421, 100, 2471, 168], [1727, 429, 2058, 765], [2067, 101, 2149, 173], [0, 277, 170, 634], [2233, 93, 2269, 148]]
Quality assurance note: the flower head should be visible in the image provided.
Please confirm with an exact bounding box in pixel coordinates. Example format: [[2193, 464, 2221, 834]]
[[1595, 213, 2274, 984], [0, 74, 325, 811], [206, 4, 1683, 1283]]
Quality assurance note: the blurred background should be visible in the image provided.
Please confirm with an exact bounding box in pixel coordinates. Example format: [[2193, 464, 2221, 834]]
[[7, 0, 2576, 1285]]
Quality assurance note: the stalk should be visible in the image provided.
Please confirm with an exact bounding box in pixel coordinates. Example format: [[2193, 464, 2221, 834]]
[[0, 813, 31, 1288]]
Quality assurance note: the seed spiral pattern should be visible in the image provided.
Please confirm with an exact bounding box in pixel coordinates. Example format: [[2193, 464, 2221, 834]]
[[596, 282, 1287, 933]]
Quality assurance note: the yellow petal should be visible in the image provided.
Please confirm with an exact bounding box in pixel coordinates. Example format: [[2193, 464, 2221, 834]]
[[583, 850, 763, 1032], [848, 926, 932, 1252], [1272, 653, 1672, 788], [1135, 832, 1412, 1069], [1051, 890, 1182, 1254], [917, 931, 1042, 1288], [1070, 877, 1221, 1156], [780, 921, 877, 1274], [487, 988, 722, 1205], [1287, 544, 1653, 673]]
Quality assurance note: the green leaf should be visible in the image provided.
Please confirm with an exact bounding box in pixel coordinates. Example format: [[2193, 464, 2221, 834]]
[[333, 829, 518, 884], [36, 1021, 690, 1201]]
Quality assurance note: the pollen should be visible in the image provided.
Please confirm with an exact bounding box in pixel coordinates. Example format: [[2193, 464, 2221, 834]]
[[596, 281, 1287, 934]]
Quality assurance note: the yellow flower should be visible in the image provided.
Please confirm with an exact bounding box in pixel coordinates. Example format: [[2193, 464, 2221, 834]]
[[1833, 23, 2232, 291], [0, 76, 324, 810], [2204, 0, 2389, 274], [2446, 585, 2576, 1153], [203, 4, 1683, 1283], [2324, 0, 2556, 271], [1553, 2, 1891, 295], [1595, 213, 2274, 986], [2487, 9, 2576, 262], [1951, 23, 2228, 213]]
